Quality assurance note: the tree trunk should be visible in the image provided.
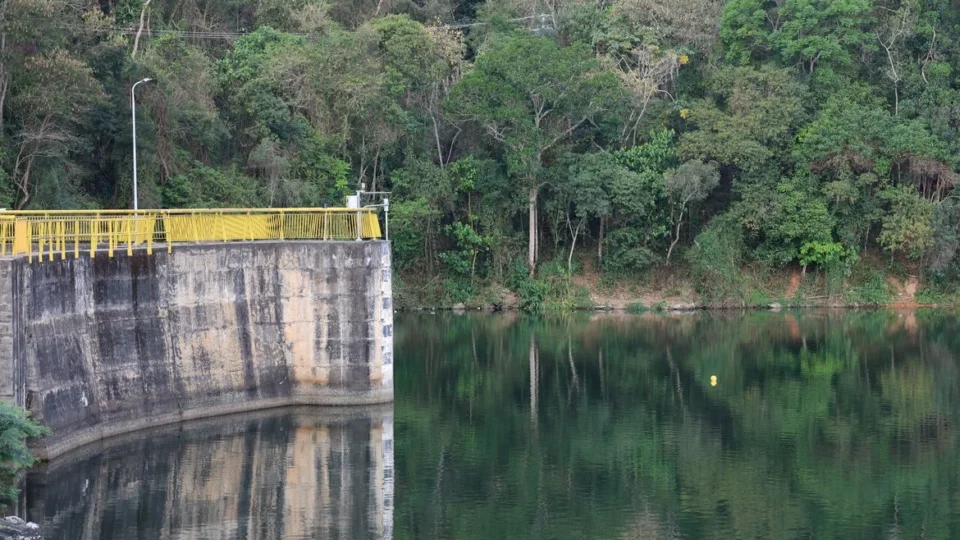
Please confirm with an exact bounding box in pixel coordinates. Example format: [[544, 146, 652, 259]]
[[597, 215, 604, 264], [132, 0, 152, 59], [431, 113, 445, 170], [16, 154, 35, 210], [528, 187, 538, 277], [567, 218, 583, 274], [666, 208, 684, 265]]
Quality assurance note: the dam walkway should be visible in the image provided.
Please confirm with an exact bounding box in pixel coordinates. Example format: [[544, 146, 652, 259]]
[[0, 208, 382, 262]]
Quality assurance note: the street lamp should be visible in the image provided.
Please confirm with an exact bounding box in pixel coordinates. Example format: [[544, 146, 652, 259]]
[[131, 78, 153, 211]]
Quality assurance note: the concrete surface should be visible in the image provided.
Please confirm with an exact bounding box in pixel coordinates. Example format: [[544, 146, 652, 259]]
[[0, 241, 393, 459]]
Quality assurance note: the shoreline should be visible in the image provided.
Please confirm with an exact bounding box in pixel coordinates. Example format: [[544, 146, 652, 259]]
[[397, 301, 952, 313]]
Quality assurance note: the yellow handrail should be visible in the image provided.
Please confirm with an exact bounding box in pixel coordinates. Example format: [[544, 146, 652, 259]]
[[0, 208, 382, 262]]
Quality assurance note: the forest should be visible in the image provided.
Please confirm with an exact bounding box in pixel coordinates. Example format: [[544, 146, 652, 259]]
[[3, 0, 960, 307]]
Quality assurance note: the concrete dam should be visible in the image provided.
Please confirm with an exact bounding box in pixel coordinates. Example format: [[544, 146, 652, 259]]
[[0, 209, 394, 459]]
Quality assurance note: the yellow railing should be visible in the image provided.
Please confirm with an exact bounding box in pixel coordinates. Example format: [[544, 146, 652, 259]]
[[0, 208, 382, 262]]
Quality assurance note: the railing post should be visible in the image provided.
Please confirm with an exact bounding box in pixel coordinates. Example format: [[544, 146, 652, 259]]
[[356, 210, 362, 241], [13, 219, 26, 258], [163, 212, 172, 253], [108, 219, 115, 258], [126, 215, 133, 256], [60, 220, 65, 259], [91, 213, 99, 258], [279, 210, 285, 241], [38, 221, 45, 262], [146, 212, 154, 255]]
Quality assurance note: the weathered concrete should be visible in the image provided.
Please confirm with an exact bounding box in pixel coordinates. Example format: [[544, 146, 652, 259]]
[[0, 241, 393, 459]]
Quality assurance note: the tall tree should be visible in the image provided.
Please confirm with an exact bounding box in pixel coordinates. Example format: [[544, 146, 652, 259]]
[[448, 32, 622, 275]]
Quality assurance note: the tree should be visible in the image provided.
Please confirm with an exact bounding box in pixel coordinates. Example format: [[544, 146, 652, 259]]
[[8, 50, 103, 209], [721, 0, 873, 73], [560, 152, 616, 272], [679, 66, 807, 174], [448, 32, 622, 276], [878, 185, 934, 260], [663, 159, 719, 264]]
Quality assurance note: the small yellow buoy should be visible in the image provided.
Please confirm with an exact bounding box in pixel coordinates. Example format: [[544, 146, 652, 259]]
[[710, 375, 718, 387]]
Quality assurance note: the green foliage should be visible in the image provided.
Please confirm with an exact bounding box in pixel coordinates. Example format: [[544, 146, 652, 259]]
[[517, 276, 549, 313], [390, 199, 442, 271], [7, 0, 960, 305], [506, 257, 591, 312], [721, 0, 873, 71], [878, 186, 935, 258], [448, 32, 622, 181], [915, 281, 959, 305], [688, 217, 745, 303], [626, 301, 648, 313], [678, 66, 807, 172], [161, 164, 261, 208], [760, 178, 835, 266], [799, 241, 857, 274], [615, 130, 679, 173], [372, 15, 450, 97], [603, 227, 661, 273], [441, 277, 475, 304], [291, 135, 352, 205], [0, 404, 48, 500], [845, 263, 893, 305], [664, 160, 719, 206], [439, 221, 491, 279]]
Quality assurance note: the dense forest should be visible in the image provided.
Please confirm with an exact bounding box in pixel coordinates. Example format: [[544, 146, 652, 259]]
[[4, 0, 960, 306]]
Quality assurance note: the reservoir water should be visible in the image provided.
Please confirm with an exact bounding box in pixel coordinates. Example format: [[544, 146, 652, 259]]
[[23, 311, 960, 539]]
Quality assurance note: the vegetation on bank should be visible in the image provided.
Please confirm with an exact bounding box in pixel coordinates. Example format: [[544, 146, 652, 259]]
[[396, 252, 953, 310], [5, 0, 960, 309], [0, 404, 46, 501]]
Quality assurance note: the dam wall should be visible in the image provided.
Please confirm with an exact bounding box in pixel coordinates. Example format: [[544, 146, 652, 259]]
[[0, 241, 393, 459]]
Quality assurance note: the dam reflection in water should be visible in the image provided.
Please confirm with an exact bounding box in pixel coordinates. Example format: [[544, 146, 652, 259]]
[[23, 407, 394, 540]]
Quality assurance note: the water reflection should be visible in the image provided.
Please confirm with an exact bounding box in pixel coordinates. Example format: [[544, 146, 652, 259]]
[[395, 311, 960, 540], [24, 407, 394, 540]]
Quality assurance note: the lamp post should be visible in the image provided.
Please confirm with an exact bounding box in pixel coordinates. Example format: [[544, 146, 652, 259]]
[[131, 78, 153, 211]]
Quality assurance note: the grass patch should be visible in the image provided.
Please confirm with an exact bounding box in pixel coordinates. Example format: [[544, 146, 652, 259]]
[[845, 263, 893, 305]]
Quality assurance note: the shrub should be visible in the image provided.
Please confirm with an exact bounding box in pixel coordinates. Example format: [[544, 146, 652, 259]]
[[0, 404, 48, 500], [688, 218, 745, 303]]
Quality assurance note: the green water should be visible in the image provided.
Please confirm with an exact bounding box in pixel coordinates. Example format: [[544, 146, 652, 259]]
[[22, 310, 960, 539], [394, 311, 960, 540]]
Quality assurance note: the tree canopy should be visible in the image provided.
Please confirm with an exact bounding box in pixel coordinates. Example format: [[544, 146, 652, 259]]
[[3, 0, 960, 302]]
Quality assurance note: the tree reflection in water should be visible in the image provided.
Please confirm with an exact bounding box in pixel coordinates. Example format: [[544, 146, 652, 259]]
[[395, 311, 960, 540]]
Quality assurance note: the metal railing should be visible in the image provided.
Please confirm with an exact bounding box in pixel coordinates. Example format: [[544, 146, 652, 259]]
[[0, 208, 382, 262]]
